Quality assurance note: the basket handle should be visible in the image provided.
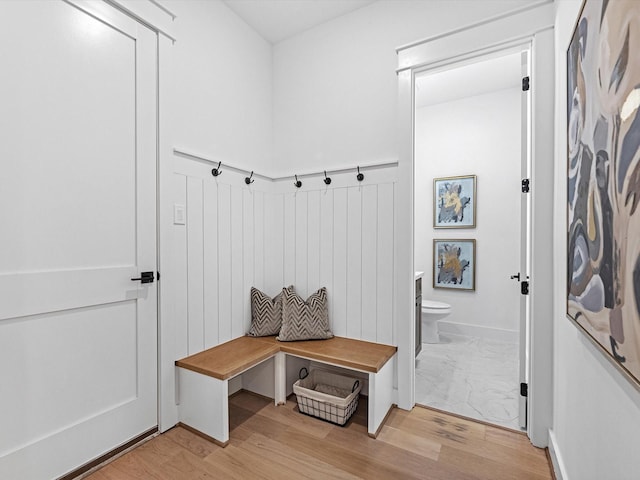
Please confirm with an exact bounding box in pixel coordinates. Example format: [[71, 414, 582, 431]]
[[299, 367, 309, 380], [352, 380, 360, 393]]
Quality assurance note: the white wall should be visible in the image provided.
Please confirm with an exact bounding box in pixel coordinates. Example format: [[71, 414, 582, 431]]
[[551, 1, 640, 478], [273, 0, 533, 174], [164, 0, 273, 171], [415, 87, 521, 339]]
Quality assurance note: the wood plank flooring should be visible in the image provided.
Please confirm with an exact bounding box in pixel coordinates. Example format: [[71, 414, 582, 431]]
[[83, 391, 553, 480]]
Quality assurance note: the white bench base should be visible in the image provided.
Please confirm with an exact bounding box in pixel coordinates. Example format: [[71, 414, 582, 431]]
[[176, 350, 396, 445]]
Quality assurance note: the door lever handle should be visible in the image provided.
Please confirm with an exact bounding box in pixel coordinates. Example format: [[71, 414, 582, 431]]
[[131, 271, 154, 284], [510, 273, 521, 281]]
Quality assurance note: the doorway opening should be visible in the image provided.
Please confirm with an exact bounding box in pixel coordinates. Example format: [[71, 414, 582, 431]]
[[413, 47, 531, 431]]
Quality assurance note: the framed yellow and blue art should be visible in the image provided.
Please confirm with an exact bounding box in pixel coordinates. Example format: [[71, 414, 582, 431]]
[[433, 175, 476, 228], [433, 239, 476, 291]]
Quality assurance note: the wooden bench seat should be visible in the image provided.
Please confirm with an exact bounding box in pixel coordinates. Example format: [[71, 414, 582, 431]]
[[252, 335, 397, 373], [176, 336, 280, 380], [175, 335, 397, 447]]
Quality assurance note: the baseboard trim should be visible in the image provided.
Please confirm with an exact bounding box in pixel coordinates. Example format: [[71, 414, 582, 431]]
[[368, 404, 397, 439], [548, 429, 568, 480], [177, 422, 229, 448], [58, 427, 158, 480], [438, 321, 519, 343]]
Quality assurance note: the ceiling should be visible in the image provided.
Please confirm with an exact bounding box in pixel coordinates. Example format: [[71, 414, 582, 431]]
[[222, 1, 521, 105], [415, 53, 523, 108], [222, 0, 376, 44]]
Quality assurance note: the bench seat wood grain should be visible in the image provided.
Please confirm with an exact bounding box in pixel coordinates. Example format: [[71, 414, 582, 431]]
[[175, 337, 280, 380], [252, 335, 397, 373]]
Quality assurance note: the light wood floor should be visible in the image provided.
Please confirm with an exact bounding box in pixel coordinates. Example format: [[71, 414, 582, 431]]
[[84, 391, 553, 480]]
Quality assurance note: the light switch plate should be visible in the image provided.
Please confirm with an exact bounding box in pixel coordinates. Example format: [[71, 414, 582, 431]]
[[174, 204, 186, 225]]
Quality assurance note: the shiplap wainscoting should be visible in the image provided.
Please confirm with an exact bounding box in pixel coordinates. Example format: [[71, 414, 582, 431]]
[[267, 184, 395, 344], [170, 155, 397, 361], [171, 169, 269, 359]]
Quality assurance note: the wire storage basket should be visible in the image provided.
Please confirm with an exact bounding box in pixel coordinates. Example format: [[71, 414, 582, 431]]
[[293, 368, 362, 426]]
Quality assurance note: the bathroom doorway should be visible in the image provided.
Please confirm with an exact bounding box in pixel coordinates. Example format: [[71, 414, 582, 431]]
[[413, 48, 531, 430]]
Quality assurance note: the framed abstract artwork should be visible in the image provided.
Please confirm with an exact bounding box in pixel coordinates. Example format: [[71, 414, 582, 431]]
[[433, 239, 476, 291], [433, 175, 476, 228], [567, 0, 640, 387]]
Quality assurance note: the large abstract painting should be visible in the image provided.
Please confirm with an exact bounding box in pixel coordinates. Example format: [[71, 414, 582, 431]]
[[567, 0, 640, 387]]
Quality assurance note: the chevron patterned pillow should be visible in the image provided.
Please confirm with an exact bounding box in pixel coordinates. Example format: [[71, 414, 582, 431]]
[[277, 287, 333, 341], [247, 286, 294, 337]]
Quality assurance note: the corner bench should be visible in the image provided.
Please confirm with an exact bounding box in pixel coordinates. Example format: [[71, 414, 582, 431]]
[[175, 335, 397, 447]]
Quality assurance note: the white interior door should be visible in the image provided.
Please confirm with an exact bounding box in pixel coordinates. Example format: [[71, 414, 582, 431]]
[[518, 48, 532, 430], [0, 1, 157, 478]]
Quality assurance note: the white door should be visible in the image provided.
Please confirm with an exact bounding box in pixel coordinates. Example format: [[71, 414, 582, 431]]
[[518, 48, 532, 430], [0, 2, 157, 479]]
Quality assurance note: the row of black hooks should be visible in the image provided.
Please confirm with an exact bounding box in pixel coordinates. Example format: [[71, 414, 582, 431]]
[[211, 162, 365, 188]]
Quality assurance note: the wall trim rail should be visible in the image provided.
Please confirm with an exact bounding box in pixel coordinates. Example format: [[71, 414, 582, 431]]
[[173, 147, 398, 183]]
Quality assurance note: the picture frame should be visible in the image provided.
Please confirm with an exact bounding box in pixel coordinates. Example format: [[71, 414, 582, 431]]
[[433, 175, 476, 228], [433, 239, 476, 291], [567, 0, 640, 388]]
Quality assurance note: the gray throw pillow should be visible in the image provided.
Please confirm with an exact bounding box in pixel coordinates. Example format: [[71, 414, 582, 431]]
[[247, 286, 294, 337], [277, 287, 333, 341]]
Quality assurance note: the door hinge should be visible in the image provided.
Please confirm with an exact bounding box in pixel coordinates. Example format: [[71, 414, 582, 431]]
[[521, 280, 529, 295], [521, 178, 530, 193], [522, 76, 530, 91], [520, 382, 528, 397], [157, 271, 160, 281]]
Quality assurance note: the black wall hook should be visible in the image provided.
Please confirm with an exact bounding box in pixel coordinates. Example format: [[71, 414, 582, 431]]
[[323, 170, 332, 185], [294, 175, 302, 188], [356, 166, 364, 182], [211, 161, 223, 177], [245, 171, 255, 185]]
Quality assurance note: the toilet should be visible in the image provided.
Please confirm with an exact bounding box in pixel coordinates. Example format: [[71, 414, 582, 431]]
[[421, 300, 452, 344]]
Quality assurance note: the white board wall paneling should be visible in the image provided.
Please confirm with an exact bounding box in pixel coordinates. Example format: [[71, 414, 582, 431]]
[[168, 156, 399, 358], [283, 192, 297, 288], [294, 191, 309, 296], [254, 190, 265, 291], [319, 188, 335, 325], [187, 176, 205, 354], [361, 185, 378, 342], [332, 188, 349, 337], [265, 193, 285, 294], [230, 186, 245, 339], [377, 183, 395, 345], [217, 183, 233, 344], [346, 187, 363, 339], [243, 188, 255, 335], [203, 180, 220, 349], [173, 174, 189, 358], [173, 161, 276, 349], [393, 183, 400, 349], [307, 190, 321, 295]]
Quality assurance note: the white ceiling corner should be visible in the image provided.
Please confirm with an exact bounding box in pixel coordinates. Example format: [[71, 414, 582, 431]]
[[222, 0, 376, 44]]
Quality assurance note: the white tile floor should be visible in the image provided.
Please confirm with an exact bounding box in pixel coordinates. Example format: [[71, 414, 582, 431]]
[[415, 332, 522, 431]]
